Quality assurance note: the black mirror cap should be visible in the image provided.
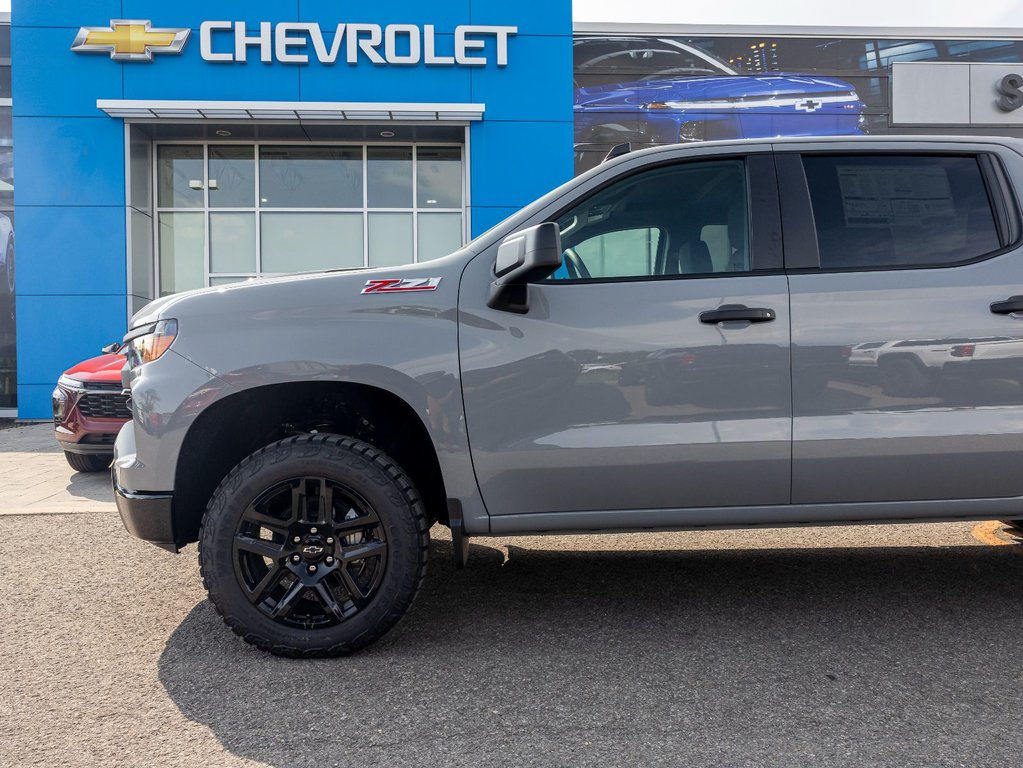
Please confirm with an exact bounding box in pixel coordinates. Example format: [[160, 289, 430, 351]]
[[488, 222, 563, 313]]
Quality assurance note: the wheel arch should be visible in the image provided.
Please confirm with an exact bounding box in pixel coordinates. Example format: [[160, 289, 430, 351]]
[[172, 380, 449, 546]]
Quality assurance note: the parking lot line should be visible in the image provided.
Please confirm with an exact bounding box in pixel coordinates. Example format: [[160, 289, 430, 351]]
[[971, 520, 1022, 549]]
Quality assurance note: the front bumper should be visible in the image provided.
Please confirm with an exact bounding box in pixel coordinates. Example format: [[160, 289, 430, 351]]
[[57, 430, 119, 455], [112, 473, 177, 553]]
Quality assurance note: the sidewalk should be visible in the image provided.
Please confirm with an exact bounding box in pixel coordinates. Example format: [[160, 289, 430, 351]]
[[0, 423, 117, 515]]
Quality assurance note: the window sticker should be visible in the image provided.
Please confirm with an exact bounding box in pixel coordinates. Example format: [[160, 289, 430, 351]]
[[836, 165, 957, 228]]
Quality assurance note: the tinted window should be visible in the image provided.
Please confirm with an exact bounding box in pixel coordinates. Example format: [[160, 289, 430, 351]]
[[803, 155, 1001, 270], [551, 160, 750, 280]]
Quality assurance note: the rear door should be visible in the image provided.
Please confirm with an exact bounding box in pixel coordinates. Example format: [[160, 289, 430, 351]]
[[781, 141, 1023, 504]]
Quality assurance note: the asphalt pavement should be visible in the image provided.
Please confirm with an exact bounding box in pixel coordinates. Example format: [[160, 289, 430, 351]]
[[1, 424, 1022, 767]]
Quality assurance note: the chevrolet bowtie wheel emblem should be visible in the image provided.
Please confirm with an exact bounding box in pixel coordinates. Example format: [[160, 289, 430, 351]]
[[71, 20, 191, 62]]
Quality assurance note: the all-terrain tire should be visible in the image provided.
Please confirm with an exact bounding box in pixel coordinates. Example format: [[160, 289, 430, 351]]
[[64, 451, 112, 473], [198, 434, 429, 658]]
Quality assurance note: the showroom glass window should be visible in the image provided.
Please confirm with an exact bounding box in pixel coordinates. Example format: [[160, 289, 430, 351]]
[[550, 159, 750, 280], [155, 143, 465, 296]]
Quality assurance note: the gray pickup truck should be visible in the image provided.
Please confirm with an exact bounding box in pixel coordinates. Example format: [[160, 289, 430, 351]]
[[114, 135, 1023, 657]]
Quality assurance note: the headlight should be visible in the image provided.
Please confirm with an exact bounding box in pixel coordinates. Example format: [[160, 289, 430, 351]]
[[57, 375, 87, 391], [642, 100, 719, 110], [124, 319, 178, 370], [52, 387, 68, 421]]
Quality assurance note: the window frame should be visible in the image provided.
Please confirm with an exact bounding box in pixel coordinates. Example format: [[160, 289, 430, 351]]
[[152, 139, 468, 297], [538, 152, 783, 286], [777, 149, 1021, 274]]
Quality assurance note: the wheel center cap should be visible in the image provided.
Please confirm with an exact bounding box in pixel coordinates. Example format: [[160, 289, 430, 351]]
[[300, 537, 326, 562]]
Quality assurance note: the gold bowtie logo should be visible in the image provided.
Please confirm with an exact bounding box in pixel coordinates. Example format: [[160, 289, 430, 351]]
[[71, 20, 190, 61]]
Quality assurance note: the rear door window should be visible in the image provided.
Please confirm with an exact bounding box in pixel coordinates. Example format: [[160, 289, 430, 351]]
[[802, 154, 1002, 269]]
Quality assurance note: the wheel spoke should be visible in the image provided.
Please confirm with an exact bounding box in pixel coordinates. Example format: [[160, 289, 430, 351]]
[[341, 538, 387, 562], [338, 566, 369, 603], [334, 508, 381, 533], [246, 563, 286, 605], [269, 579, 305, 619], [291, 481, 309, 524], [241, 491, 296, 533], [234, 533, 285, 560], [317, 481, 334, 526], [312, 580, 347, 621]]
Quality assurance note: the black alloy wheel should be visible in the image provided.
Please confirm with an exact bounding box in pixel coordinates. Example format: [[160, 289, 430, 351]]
[[200, 434, 429, 657], [233, 476, 388, 629]]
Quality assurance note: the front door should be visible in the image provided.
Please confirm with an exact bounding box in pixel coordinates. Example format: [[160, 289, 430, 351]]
[[783, 146, 1023, 504], [458, 153, 792, 519]]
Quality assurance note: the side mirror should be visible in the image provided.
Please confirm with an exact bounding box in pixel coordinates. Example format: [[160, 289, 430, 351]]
[[101, 342, 120, 355], [487, 222, 563, 314]]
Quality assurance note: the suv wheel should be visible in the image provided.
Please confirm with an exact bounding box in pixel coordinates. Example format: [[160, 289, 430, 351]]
[[878, 356, 931, 397], [199, 434, 429, 657], [64, 451, 112, 473]]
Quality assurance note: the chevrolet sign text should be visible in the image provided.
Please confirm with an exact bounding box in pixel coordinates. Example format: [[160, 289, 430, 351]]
[[200, 22, 517, 66]]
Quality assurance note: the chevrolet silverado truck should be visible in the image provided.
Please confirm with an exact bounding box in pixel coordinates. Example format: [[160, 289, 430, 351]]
[[114, 136, 1023, 657]]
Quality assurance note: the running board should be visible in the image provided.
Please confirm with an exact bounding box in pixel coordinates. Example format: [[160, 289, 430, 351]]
[[487, 496, 1023, 536]]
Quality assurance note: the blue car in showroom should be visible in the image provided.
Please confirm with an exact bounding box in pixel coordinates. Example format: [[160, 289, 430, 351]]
[[574, 37, 866, 167]]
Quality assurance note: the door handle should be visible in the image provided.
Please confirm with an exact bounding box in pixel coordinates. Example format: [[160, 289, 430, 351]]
[[990, 296, 1023, 315], [699, 304, 776, 324]]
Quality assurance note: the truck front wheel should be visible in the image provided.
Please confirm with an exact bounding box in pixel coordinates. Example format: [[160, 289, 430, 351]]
[[198, 434, 429, 657]]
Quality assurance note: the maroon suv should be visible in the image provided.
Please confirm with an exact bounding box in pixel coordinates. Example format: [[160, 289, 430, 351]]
[[52, 347, 129, 472]]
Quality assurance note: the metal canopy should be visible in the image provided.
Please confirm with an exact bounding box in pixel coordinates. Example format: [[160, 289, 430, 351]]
[[96, 99, 486, 122]]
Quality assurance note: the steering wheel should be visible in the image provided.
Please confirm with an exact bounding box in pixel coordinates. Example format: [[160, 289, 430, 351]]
[[562, 247, 592, 280]]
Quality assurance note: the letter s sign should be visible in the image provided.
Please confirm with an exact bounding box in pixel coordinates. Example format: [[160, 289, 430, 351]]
[[997, 73, 1023, 112]]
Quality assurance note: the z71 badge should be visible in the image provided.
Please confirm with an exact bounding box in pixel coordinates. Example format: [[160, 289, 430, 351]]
[[362, 277, 442, 294]]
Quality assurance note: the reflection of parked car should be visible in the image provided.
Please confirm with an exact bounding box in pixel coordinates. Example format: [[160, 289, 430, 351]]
[[848, 341, 887, 367], [872, 338, 1022, 397], [943, 337, 1023, 384], [574, 37, 865, 163], [873, 339, 957, 396], [52, 348, 129, 472]]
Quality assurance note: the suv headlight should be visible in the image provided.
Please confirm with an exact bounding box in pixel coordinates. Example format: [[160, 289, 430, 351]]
[[52, 386, 68, 421], [124, 319, 178, 370]]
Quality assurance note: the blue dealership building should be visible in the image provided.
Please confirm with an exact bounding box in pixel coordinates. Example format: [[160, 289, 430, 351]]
[[10, 1, 573, 418], [7, 4, 1023, 417]]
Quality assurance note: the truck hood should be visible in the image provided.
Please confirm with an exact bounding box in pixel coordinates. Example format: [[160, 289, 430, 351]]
[[575, 73, 858, 107], [126, 254, 470, 333], [127, 266, 379, 329]]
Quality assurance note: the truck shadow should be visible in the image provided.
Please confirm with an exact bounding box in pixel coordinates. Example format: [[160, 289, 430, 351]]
[[158, 540, 1023, 767], [65, 471, 117, 503]]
